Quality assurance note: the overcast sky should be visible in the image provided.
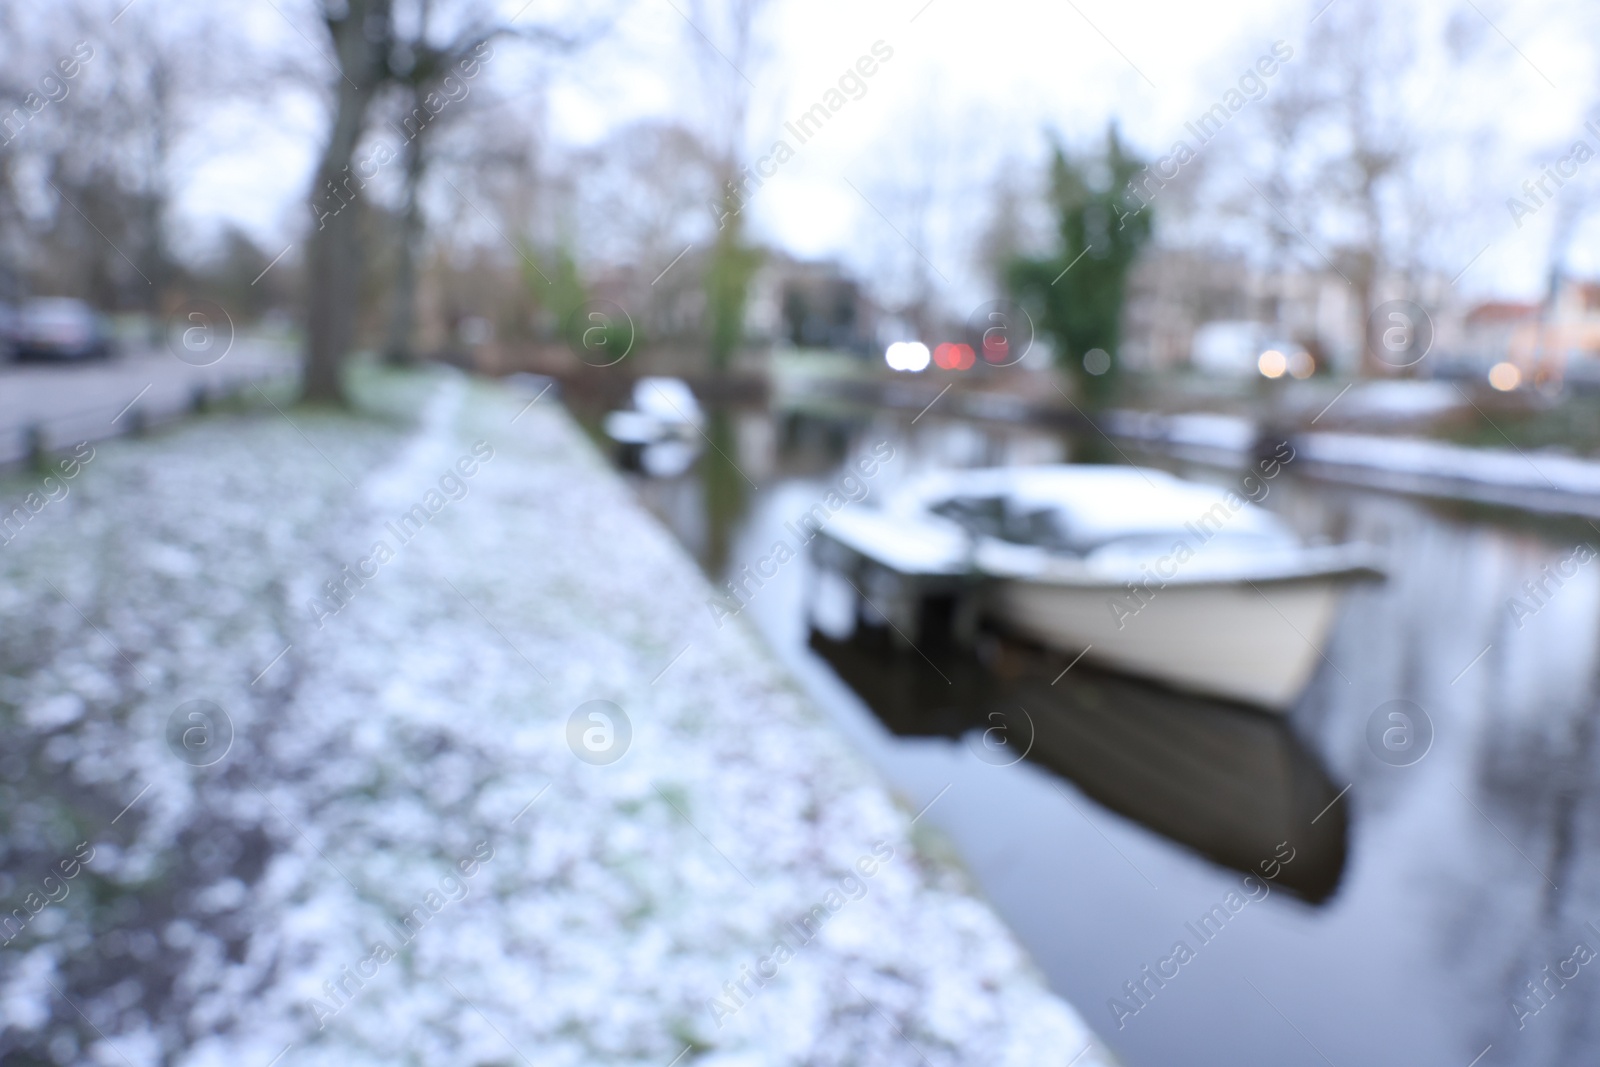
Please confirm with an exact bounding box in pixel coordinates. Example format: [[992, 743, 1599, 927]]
[[193, 0, 1598, 302]]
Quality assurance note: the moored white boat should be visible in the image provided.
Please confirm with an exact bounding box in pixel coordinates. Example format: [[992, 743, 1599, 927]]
[[602, 377, 704, 477], [819, 465, 1382, 711]]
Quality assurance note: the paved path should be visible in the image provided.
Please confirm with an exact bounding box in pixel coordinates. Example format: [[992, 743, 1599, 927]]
[[0, 337, 295, 463]]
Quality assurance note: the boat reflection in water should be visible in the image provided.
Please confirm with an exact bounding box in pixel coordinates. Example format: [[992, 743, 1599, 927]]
[[807, 608, 1349, 904]]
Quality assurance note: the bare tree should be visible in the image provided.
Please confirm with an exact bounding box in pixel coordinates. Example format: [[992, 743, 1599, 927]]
[[302, 0, 395, 404], [0, 1, 234, 316], [301, 0, 606, 399], [1239, 0, 1421, 374], [382, 77, 432, 365], [379, 5, 594, 365], [685, 0, 771, 374], [1184, 0, 1497, 374]]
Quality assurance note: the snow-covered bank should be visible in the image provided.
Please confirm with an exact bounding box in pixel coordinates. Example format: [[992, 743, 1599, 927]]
[[1291, 431, 1600, 519], [1105, 411, 1256, 468], [0, 372, 1110, 1066], [1107, 408, 1600, 520]]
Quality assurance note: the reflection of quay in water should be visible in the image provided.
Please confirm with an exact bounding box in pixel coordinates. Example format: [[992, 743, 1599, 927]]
[[808, 619, 1349, 903]]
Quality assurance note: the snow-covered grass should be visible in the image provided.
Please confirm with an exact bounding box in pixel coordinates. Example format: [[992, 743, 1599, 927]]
[[0, 370, 1109, 1066]]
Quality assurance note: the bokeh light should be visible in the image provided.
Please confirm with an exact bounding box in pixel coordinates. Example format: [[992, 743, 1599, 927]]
[[1488, 362, 1521, 391], [885, 341, 931, 372], [934, 343, 975, 370]]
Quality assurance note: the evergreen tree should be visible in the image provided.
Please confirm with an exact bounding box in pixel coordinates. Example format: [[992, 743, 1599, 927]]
[[1009, 124, 1151, 407]]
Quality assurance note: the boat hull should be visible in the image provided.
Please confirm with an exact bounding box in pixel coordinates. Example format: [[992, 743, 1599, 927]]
[[991, 574, 1347, 711]]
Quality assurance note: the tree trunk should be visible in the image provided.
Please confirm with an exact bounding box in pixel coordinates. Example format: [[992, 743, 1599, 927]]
[[1354, 257, 1380, 378], [384, 103, 427, 367], [141, 62, 174, 342], [705, 184, 759, 377], [303, 0, 389, 405]]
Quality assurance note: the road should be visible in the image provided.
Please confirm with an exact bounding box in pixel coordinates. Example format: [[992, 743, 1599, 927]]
[[0, 337, 296, 465]]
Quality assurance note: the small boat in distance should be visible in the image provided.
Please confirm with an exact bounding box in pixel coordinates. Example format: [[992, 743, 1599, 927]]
[[602, 377, 704, 477], [818, 464, 1383, 711]]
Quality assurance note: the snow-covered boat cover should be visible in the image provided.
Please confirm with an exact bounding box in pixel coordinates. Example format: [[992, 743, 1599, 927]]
[[828, 465, 1381, 585], [896, 465, 1289, 547]]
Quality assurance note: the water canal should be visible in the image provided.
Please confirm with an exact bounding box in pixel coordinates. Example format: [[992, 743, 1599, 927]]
[[583, 395, 1600, 1067]]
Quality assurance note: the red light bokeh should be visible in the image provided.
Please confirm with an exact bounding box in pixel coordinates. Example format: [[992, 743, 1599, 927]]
[[933, 343, 976, 370]]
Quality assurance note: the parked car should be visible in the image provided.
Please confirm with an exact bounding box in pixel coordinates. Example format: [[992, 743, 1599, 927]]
[[12, 298, 113, 361]]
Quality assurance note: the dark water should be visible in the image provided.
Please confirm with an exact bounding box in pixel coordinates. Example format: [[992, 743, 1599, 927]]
[[608, 401, 1600, 1067]]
